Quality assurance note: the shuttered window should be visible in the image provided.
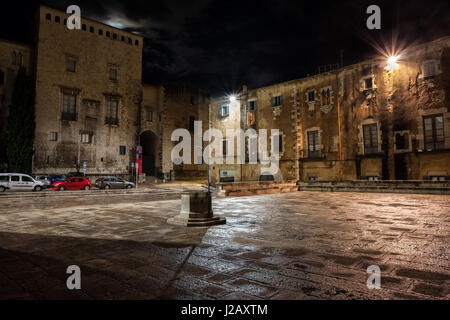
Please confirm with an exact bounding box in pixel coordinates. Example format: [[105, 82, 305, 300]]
[[308, 131, 320, 158], [363, 123, 378, 154], [423, 115, 444, 151]]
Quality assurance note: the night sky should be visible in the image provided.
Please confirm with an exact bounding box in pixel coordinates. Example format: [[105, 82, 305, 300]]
[[1, 0, 449, 96]]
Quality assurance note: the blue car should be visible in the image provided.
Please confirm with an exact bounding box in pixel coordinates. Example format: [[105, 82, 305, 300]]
[[49, 174, 66, 185]]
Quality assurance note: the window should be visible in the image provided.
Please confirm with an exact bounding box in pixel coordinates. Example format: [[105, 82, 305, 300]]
[[12, 52, 22, 66], [81, 133, 91, 144], [220, 105, 229, 117], [11, 176, 20, 182], [190, 95, 195, 105], [0, 70, 4, 85], [82, 24, 86, 31], [423, 114, 444, 151], [147, 109, 153, 122], [98, 29, 103, 35], [307, 91, 315, 102], [395, 132, 410, 151], [307, 131, 320, 158], [62, 93, 77, 120], [121, 36, 125, 42], [45, 13, 51, 20], [0, 176, 8, 182], [89, 26, 94, 33], [222, 140, 228, 156], [189, 116, 195, 132], [276, 135, 283, 153], [109, 68, 117, 80], [364, 78, 373, 90], [49, 132, 58, 141], [128, 38, 132, 44], [423, 62, 436, 78], [247, 100, 257, 111], [272, 95, 283, 107], [321, 89, 331, 105], [135, 40, 139, 46], [22, 176, 33, 182], [119, 146, 126, 155], [106, 31, 110, 37], [55, 16, 60, 23], [106, 99, 119, 125], [64, 19, 67, 25], [363, 123, 378, 154], [113, 33, 117, 40], [66, 58, 76, 72]]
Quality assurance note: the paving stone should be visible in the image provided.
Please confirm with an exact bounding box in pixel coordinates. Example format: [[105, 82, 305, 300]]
[[0, 191, 448, 299]]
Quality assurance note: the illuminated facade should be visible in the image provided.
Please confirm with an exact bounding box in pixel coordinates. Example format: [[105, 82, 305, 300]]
[[210, 37, 450, 183]]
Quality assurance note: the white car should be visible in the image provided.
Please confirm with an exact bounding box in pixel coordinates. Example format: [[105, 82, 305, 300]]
[[0, 173, 45, 192]]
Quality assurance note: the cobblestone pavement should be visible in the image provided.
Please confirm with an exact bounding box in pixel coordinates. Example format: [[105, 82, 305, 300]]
[[0, 190, 448, 300]]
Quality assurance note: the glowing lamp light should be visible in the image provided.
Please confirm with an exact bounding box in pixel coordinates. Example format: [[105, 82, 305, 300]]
[[229, 95, 237, 102], [386, 55, 400, 72]]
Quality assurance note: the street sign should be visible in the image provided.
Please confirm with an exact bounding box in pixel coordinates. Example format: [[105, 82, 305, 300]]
[[82, 161, 87, 173], [131, 162, 135, 168]]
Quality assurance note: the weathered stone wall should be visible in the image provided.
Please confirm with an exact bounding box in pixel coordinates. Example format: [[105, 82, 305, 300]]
[[32, 5, 143, 175], [210, 36, 450, 182], [0, 40, 33, 170], [163, 84, 209, 180]]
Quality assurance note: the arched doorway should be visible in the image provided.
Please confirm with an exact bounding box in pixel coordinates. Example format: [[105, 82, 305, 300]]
[[140, 130, 158, 177]]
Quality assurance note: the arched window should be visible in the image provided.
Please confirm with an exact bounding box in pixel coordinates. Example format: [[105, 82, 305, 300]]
[[12, 51, 17, 65], [18, 53, 23, 66]]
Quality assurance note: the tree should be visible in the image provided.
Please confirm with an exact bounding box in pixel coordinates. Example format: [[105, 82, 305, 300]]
[[6, 67, 35, 173]]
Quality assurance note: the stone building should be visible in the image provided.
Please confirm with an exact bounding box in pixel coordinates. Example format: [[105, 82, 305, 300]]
[[0, 5, 212, 180], [210, 36, 450, 183], [32, 5, 143, 175], [1, 5, 448, 183], [140, 83, 209, 181], [0, 39, 33, 170]]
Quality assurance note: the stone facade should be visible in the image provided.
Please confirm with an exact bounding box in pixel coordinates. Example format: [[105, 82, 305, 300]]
[[211, 36, 450, 183], [32, 5, 143, 175], [0, 39, 33, 170], [1, 5, 448, 183]]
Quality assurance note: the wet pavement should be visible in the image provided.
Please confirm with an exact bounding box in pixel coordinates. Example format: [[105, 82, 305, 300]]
[[0, 190, 448, 300]]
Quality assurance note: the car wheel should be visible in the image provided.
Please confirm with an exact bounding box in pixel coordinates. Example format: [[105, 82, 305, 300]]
[[84, 185, 90, 190], [34, 186, 42, 192], [0, 186, 5, 192], [127, 184, 132, 189], [59, 186, 66, 191], [104, 185, 111, 190]]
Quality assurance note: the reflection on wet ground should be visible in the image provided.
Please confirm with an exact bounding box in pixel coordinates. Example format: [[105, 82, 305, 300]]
[[0, 190, 448, 299]]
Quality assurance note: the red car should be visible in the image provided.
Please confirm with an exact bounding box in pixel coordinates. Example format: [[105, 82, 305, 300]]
[[52, 177, 91, 191]]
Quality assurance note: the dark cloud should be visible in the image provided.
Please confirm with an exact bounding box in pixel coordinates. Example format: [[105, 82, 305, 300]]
[[1, 0, 449, 96]]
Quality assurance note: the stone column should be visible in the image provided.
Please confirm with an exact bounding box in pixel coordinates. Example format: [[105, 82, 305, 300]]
[[167, 191, 226, 227]]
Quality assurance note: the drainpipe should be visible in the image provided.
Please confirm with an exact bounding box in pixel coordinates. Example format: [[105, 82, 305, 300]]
[[336, 73, 344, 180]]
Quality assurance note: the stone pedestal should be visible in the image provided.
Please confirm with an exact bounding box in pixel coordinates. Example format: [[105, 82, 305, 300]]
[[167, 191, 226, 227]]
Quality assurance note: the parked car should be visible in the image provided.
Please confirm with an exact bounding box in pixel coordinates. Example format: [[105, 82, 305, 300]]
[[95, 177, 135, 189], [52, 177, 92, 191], [49, 174, 66, 185], [32, 174, 51, 188], [66, 172, 86, 178], [0, 173, 45, 192]]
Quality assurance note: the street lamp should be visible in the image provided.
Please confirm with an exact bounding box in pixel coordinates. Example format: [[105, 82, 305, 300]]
[[386, 55, 400, 72], [229, 95, 237, 102]]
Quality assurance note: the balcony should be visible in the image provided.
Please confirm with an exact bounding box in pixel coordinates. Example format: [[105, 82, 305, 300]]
[[105, 117, 119, 125], [61, 112, 77, 121]]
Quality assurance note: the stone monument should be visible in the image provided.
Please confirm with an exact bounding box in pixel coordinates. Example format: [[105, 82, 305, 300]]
[[167, 191, 226, 227]]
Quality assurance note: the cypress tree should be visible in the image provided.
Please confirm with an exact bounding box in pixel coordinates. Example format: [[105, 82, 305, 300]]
[[6, 67, 35, 174]]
